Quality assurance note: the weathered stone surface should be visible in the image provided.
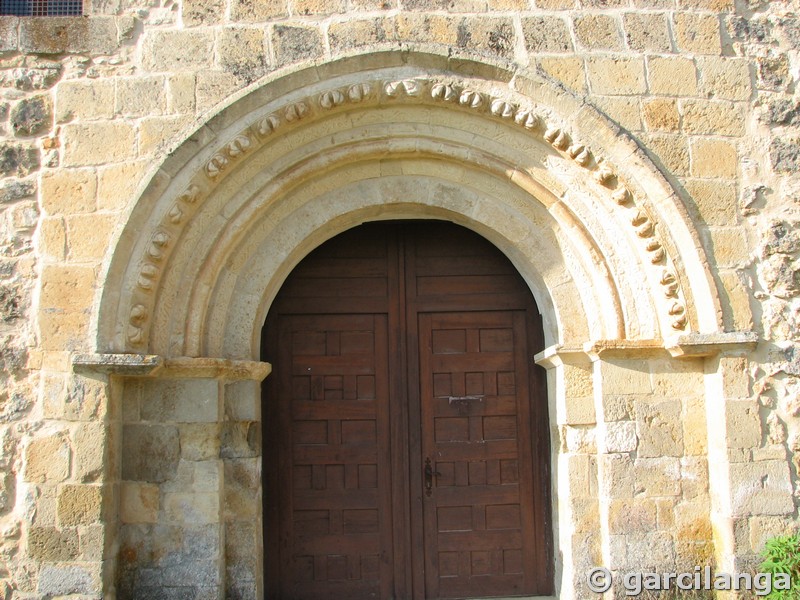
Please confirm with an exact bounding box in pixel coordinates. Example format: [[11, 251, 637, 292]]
[[273, 24, 324, 66], [218, 27, 269, 83], [636, 401, 683, 458], [573, 13, 622, 50], [57, 484, 103, 526], [220, 422, 260, 459], [139, 379, 219, 423], [605, 421, 637, 453], [229, 0, 287, 21], [329, 18, 392, 52], [10, 95, 52, 137], [673, 12, 721, 54], [120, 482, 159, 523], [24, 433, 70, 483], [770, 138, 800, 173], [27, 527, 79, 561], [729, 460, 794, 516], [183, 0, 226, 27], [18, 17, 118, 54], [0, 144, 39, 177], [587, 57, 646, 95], [0, 17, 18, 52], [141, 30, 214, 71], [55, 79, 114, 122], [122, 424, 180, 483], [37, 564, 96, 595], [522, 16, 573, 53], [623, 12, 671, 53], [0, 180, 35, 204]]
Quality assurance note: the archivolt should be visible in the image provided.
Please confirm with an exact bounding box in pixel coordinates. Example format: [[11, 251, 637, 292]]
[[95, 49, 722, 358]]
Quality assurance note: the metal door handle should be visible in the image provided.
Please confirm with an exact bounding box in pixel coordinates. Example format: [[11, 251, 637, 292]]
[[424, 457, 441, 497]]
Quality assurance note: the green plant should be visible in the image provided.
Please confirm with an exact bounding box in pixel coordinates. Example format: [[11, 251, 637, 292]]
[[760, 533, 800, 599]]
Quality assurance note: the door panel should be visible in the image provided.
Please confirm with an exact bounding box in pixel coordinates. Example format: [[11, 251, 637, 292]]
[[418, 311, 537, 599], [263, 222, 552, 600], [272, 314, 393, 600]]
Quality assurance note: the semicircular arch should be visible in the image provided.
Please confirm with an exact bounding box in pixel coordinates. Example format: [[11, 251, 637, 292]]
[[95, 49, 722, 359]]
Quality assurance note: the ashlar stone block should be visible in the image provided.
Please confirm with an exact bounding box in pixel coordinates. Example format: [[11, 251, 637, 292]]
[[122, 424, 180, 483], [636, 400, 683, 458], [729, 460, 794, 517], [57, 484, 103, 527], [24, 433, 70, 483]]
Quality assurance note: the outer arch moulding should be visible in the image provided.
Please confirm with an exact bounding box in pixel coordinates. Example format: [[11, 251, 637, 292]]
[[94, 50, 722, 356]]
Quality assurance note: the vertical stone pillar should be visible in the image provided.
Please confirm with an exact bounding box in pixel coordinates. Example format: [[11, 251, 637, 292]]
[[71, 355, 269, 600], [536, 346, 601, 600]]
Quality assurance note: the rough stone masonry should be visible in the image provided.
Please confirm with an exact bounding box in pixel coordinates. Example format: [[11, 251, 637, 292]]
[[0, 0, 799, 598]]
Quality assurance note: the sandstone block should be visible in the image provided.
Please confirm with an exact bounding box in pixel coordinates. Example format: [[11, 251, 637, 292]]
[[563, 396, 595, 425], [675, 500, 712, 543], [218, 27, 268, 84], [603, 395, 635, 421], [273, 23, 324, 66], [594, 96, 643, 132], [57, 484, 103, 526], [633, 457, 681, 496], [225, 381, 260, 422], [605, 421, 637, 453], [61, 122, 135, 167], [573, 14, 622, 51], [535, 0, 576, 8], [196, 71, 241, 112], [395, 13, 457, 46], [183, 0, 226, 27], [729, 460, 794, 517], [587, 57, 646, 95], [139, 379, 219, 423], [37, 564, 98, 596], [678, 0, 733, 10], [226, 520, 258, 579], [167, 73, 196, 114], [10, 94, 52, 137], [180, 423, 221, 461], [27, 526, 79, 561], [230, 0, 287, 21], [682, 395, 707, 456], [74, 422, 106, 482], [600, 361, 651, 395], [581, 0, 627, 6], [623, 12, 671, 52], [224, 458, 259, 520], [725, 400, 761, 448], [522, 16, 573, 53], [66, 213, 116, 262], [97, 160, 147, 211], [220, 422, 260, 459], [38, 217, 66, 261], [719, 356, 750, 399], [163, 492, 219, 524], [636, 400, 683, 458], [0, 17, 18, 51], [647, 56, 697, 96], [122, 424, 180, 483], [719, 270, 753, 331], [749, 516, 798, 553], [25, 433, 70, 483], [291, 0, 346, 14], [19, 17, 118, 55], [710, 227, 750, 267], [537, 57, 587, 93], [460, 17, 516, 59], [608, 499, 657, 534], [40, 168, 96, 215], [697, 57, 752, 101], [599, 453, 634, 499], [139, 115, 192, 156], [78, 524, 107, 561], [565, 453, 598, 498], [674, 12, 722, 54], [644, 133, 691, 174], [643, 98, 680, 132], [329, 18, 393, 52], [690, 138, 737, 178], [120, 482, 159, 523], [141, 30, 214, 71], [115, 77, 167, 117], [681, 99, 746, 136], [0, 143, 39, 177], [564, 425, 596, 453], [680, 457, 709, 499], [684, 179, 737, 226], [55, 79, 115, 122]]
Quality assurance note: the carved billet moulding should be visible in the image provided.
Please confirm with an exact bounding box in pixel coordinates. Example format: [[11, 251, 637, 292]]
[[123, 73, 694, 347]]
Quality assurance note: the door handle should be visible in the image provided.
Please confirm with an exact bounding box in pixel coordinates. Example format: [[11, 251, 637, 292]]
[[424, 457, 442, 497]]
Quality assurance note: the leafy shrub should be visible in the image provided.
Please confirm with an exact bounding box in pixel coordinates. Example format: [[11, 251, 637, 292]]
[[760, 534, 800, 599]]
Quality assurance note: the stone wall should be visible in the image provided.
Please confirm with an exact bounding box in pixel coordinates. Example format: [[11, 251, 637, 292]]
[[0, 0, 798, 598]]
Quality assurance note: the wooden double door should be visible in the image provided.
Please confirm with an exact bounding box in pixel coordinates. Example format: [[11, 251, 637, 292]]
[[262, 222, 552, 599]]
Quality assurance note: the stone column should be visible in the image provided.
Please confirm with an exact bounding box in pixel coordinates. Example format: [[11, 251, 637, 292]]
[[536, 346, 601, 600], [71, 355, 269, 600]]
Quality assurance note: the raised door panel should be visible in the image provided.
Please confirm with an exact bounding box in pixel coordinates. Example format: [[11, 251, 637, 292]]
[[274, 314, 393, 600], [418, 311, 539, 599]]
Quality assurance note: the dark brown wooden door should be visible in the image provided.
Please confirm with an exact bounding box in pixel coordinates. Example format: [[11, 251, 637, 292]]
[[262, 222, 552, 600]]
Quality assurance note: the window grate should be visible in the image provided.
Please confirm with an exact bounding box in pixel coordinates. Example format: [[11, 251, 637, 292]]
[[1, 0, 83, 15]]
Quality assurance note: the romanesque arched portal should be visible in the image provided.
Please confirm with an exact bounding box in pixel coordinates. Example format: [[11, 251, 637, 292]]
[[78, 50, 761, 599]]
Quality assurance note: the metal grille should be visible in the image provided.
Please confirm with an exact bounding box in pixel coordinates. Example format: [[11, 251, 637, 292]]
[[0, 0, 83, 15]]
